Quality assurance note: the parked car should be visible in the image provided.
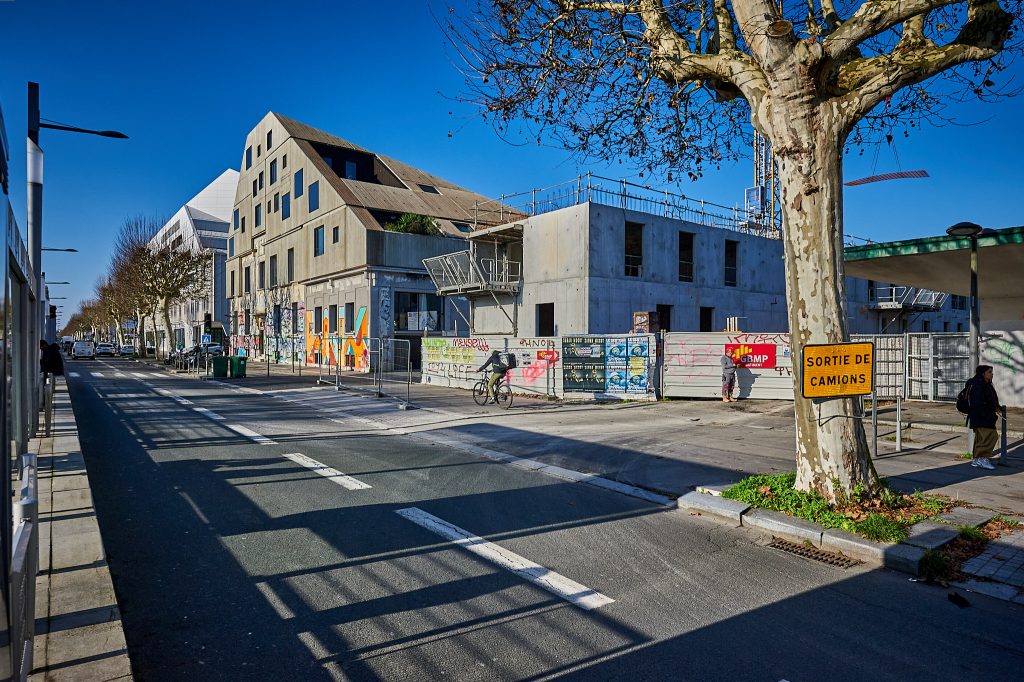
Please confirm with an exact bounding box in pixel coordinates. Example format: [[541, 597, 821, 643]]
[[119, 345, 136, 357], [95, 343, 116, 357], [71, 341, 95, 359], [202, 343, 224, 357]]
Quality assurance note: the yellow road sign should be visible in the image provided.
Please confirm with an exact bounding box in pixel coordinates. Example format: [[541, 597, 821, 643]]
[[801, 342, 874, 398]]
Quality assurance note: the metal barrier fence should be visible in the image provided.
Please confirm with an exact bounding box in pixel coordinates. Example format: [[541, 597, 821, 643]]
[[852, 333, 906, 399], [11, 452, 39, 681], [380, 338, 412, 405]]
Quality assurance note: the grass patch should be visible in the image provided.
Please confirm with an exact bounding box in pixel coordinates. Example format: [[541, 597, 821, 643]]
[[957, 452, 973, 460], [959, 525, 988, 542], [721, 473, 950, 542], [919, 550, 950, 582], [994, 515, 1021, 527]]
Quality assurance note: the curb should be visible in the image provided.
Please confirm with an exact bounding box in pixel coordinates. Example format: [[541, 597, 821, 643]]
[[675, 489, 995, 577]]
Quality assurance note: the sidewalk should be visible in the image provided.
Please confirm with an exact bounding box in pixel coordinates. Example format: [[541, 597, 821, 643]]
[[29, 379, 132, 681]]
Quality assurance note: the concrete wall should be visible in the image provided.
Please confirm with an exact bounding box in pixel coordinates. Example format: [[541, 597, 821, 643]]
[[982, 297, 1024, 333], [982, 331, 1024, 408]]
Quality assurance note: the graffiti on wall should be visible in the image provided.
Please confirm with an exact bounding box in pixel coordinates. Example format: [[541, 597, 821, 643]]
[[422, 337, 561, 394]]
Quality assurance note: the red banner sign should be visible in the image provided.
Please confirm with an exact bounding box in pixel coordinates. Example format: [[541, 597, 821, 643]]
[[725, 343, 777, 369], [537, 350, 560, 362]]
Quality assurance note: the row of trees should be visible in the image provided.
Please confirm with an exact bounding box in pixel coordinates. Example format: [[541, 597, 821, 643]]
[[59, 215, 213, 359]]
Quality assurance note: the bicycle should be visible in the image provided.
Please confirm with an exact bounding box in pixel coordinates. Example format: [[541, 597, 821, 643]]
[[473, 370, 513, 409]]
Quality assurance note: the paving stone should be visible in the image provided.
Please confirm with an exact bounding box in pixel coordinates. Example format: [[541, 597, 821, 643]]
[[937, 507, 997, 528], [952, 579, 1020, 602], [741, 508, 823, 546], [677, 491, 749, 523], [903, 520, 959, 550]]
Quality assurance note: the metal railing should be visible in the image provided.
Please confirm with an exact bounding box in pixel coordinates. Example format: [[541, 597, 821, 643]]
[[471, 173, 782, 238], [380, 338, 412, 406], [870, 286, 948, 311], [11, 452, 39, 681]]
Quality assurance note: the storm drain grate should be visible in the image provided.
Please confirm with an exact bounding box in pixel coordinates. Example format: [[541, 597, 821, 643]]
[[768, 537, 862, 568]]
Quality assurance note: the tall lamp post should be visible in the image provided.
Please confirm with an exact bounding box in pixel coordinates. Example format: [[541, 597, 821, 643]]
[[945, 222, 983, 369], [27, 82, 126, 427]]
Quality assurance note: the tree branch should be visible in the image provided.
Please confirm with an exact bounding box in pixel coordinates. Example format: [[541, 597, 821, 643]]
[[824, 0, 963, 60], [836, 1, 1014, 125]]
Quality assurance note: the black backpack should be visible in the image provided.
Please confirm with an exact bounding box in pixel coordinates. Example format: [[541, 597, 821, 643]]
[[500, 351, 518, 369], [956, 378, 973, 415]]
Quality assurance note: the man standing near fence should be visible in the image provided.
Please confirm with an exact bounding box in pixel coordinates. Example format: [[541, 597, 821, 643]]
[[721, 351, 737, 402]]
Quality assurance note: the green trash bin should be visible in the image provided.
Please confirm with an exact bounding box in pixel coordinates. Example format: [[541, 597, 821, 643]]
[[211, 356, 229, 378], [231, 355, 247, 378]]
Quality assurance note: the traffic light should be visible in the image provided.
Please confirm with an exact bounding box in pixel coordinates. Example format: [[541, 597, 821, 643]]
[[203, 313, 212, 335]]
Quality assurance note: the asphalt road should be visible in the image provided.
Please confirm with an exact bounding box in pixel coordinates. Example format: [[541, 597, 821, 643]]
[[66, 358, 1024, 681]]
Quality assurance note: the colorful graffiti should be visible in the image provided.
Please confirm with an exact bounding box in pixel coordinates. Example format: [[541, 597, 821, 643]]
[[342, 306, 370, 371], [304, 305, 370, 371]]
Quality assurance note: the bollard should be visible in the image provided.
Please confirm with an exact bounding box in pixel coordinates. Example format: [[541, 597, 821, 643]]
[[1000, 406, 1008, 464], [896, 395, 902, 451]]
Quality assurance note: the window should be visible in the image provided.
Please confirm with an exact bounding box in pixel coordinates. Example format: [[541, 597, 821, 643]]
[[246, 146, 252, 169], [269, 255, 278, 287], [270, 159, 278, 184], [241, 216, 246, 233], [656, 304, 672, 332], [294, 169, 304, 198], [244, 309, 251, 333], [252, 179, 257, 197], [345, 160, 357, 179], [678, 231, 694, 283], [624, 221, 643, 277], [257, 144, 261, 157], [267, 130, 273, 149], [417, 183, 439, 194], [329, 305, 338, 334], [700, 306, 714, 332], [230, 271, 235, 297], [281, 192, 290, 219], [255, 203, 262, 228], [287, 248, 294, 282], [537, 303, 555, 337], [313, 225, 325, 256], [244, 266, 251, 293], [394, 292, 445, 331], [922, 320, 930, 332], [951, 294, 967, 310], [273, 304, 282, 335], [274, 192, 279, 213], [452, 222, 472, 233], [282, 153, 287, 169], [957, 322, 964, 332], [344, 302, 354, 333], [291, 302, 299, 334], [258, 261, 265, 289], [267, 200, 271, 215], [868, 280, 876, 301], [724, 240, 738, 287], [259, 171, 264, 190], [228, 237, 234, 257], [233, 208, 239, 230], [308, 181, 320, 211], [314, 307, 323, 337], [332, 226, 339, 243]]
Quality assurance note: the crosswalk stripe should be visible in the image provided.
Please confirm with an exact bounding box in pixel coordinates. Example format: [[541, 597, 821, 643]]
[[396, 507, 614, 611], [281, 453, 371, 490], [226, 424, 276, 445], [68, 372, 80, 378], [91, 372, 104, 378], [132, 372, 148, 379]]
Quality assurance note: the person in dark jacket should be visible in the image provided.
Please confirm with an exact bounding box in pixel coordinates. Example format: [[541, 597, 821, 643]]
[[967, 364, 1001, 470], [39, 340, 64, 377], [477, 350, 508, 403]]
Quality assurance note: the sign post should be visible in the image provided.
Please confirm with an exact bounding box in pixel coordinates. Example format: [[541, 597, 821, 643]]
[[802, 341, 877, 456]]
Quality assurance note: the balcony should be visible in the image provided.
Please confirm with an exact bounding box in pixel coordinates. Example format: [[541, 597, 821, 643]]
[[870, 286, 948, 311], [423, 250, 521, 296]]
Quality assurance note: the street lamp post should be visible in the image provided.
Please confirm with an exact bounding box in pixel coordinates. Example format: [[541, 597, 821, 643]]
[[945, 222, 983, 369]]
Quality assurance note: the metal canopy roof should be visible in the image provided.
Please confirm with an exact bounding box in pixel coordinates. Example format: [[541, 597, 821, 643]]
[[844, 226, 1024, 299], [467, 222, 525, 243]]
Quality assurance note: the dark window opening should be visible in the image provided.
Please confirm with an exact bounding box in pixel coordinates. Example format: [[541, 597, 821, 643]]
[[625, 221, 643, 277], [332, 226, 339, 243], [394, 292, 444, 332], [308, 181, 319, 211], [724, 240, 738, 287], [868, 280, 876, 301], [452, 222, 472, 233], [657, 304, 672, 332], [266, 130, 273, 149], [314, 306, 323, 336], [287, 248, 294, 282], [329, 305, 338, 334], [258, 261, 265, 289], [270, 159, 278, 184], [281, 192, 291, 219], [345, 302, 354, 333], [678, 231, 694, 283], [294, 169, 304, 198], [273, 304, 281, 335], [244, 266, 251, 294], [245, 146, 252, 169], [291, 302, 299, 334], [273, 192, 279, 213], [537, 302, 555, 336], [313, 226, 325, 257], [269, 255, 278, 287], [700, 306, 714, 332], [418, 184, 440, 194]]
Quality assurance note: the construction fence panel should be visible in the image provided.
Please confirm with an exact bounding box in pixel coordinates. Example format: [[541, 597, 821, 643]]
[[662, 332, 794, 399], [380, 338, 412, 403], [932, 333, 971, 401], [852, 333, 905, 399]]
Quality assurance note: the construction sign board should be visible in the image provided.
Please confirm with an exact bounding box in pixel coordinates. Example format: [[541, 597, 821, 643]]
[[801, 342, 874, 398]]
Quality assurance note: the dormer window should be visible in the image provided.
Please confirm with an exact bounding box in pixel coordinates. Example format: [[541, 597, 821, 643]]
[[418, 184, 440, 194]]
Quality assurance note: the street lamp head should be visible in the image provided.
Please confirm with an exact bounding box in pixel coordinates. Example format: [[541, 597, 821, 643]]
[[42, 247, 78, 252], [97, 131, 129, 139], [946, 222, 983, 238]]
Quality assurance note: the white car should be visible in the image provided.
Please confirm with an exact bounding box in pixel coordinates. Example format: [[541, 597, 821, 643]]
[[95, 343, 116, 357], [119, 345, 136, 357], [72, 341, 95, 359]]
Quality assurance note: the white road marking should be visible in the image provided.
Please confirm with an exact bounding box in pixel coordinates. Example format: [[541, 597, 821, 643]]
[[395, 507, 614, 611], [281, 452, 371, 490], [68, 372, 80, 378], [226, 424, 276, 445], [192, 406, 224, 420], [90, 372, 105, 378], [132, 372, 149, 379]]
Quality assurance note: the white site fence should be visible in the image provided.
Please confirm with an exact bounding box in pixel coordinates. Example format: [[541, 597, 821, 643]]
[[11, 452, 39, 681], [312, 336, 413, 404]]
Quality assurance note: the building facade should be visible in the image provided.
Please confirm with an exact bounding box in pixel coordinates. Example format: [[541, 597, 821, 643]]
[[148, 169, 237, 352], [226, 113, 507, 368], [425, 180, 968, 337]]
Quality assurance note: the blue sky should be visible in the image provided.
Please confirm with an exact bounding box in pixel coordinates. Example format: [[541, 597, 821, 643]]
[[2, 0, 1022, 318]]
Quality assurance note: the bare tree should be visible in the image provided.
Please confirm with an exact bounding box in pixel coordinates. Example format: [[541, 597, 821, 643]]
[[113, 215, 161, 356], [449, 0, 1020, 500]]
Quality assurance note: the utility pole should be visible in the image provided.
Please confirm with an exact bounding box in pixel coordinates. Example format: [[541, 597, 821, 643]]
[[27, 83, 44, 430]]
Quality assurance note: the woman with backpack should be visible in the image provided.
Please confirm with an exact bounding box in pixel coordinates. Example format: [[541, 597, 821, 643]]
[[966, 364, 1002, 470]]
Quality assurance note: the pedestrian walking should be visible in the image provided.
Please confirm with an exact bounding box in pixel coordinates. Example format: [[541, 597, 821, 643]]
[[967, 364, 1001, 470], [39, 339, 64, 378], [721, 351, 737, 402]]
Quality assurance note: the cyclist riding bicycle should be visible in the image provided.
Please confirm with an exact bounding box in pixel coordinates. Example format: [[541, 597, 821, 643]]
[[477, 350, 508, 404]]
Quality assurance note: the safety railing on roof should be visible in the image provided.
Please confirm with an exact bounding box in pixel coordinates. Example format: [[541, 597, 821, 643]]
[[871, 286, 948, 311], [470, 173, 782, 239]]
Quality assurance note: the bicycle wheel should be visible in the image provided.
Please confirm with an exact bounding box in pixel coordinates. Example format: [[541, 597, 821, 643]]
[[472, 381, 490, 406], [495, 383, 513, 409]]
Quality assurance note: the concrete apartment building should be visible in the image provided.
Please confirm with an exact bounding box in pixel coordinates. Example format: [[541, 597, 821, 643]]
[[424, 177, 967, 336], [226, 113, 508, 367], [149, 169, 237, 352]]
